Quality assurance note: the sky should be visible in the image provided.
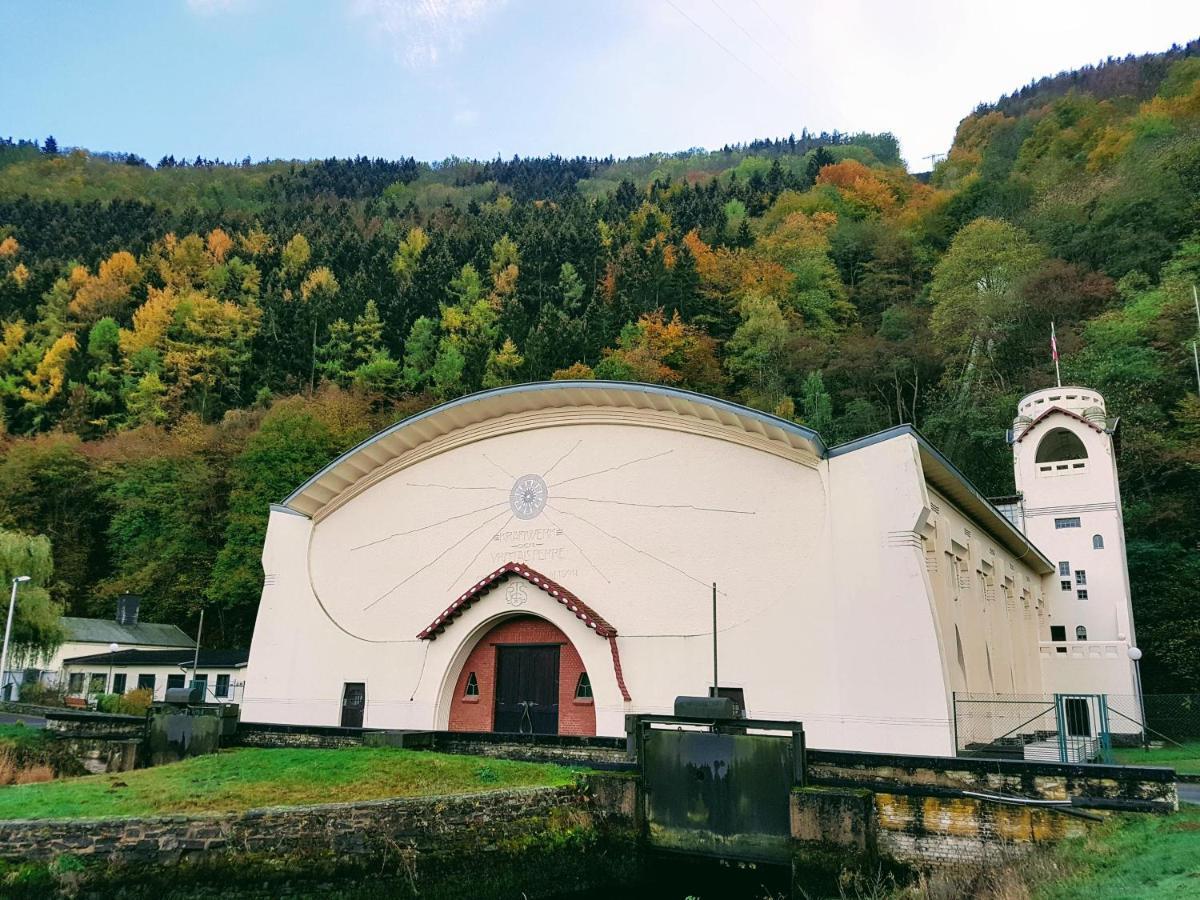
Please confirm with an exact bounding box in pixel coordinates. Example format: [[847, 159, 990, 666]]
[[1, 0, 1197, 170]]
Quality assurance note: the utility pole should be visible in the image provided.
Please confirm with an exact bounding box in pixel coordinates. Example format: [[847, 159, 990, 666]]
[[192, 608, 204, 694], [711, 582, 718, 698], [1192, 285, 1199, 395]]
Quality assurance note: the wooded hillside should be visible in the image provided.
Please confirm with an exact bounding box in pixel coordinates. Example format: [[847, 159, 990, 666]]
[[0, 44, 1196, 690]]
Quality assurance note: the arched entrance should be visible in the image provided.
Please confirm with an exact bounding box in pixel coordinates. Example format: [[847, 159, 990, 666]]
[[447, 615, 596, 736]]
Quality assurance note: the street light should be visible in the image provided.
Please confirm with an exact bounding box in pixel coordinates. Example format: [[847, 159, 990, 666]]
[[1128, 646, 1147, 750], [0, 576, 32, 702], [107, 642, 119, 695]]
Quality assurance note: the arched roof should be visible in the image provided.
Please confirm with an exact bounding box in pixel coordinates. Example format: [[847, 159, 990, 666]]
[[281, 381, 826, 517]]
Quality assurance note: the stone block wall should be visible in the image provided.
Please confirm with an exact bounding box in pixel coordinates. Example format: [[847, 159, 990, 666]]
[[0, 776, 635, 870], [793, 748, 1179, 868], [430, 731, 629, 767], [232, 723, 368, 749]]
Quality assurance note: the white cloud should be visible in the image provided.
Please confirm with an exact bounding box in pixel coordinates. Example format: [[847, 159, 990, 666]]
[[352, 0, 506, 67]]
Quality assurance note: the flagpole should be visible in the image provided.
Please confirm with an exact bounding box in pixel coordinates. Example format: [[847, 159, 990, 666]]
[[1051, 321, 1061, 388]]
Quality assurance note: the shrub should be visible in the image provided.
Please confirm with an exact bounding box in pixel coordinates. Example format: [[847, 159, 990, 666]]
[[94, 693, 120, 713], [14, 682, 66, 708], [116, 687, 153, 716]]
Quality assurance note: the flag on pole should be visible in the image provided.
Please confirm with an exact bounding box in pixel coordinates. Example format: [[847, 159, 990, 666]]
[[1051, 321, 1062, 387]]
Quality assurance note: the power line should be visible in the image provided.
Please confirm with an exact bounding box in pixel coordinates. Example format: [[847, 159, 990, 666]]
[[662, 0, 772, 84], [707, 0, 799, 82]]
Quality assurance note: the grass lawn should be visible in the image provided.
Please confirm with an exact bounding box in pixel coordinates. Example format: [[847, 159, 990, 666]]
[[1036, 804, 1200, 899], [0, 747, 576, 820], [1112, 741, 1200, 776], [0, 724, 50, 751]]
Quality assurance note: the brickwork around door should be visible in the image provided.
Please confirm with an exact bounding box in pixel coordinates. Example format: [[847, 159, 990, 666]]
[[447, 616, 596, 736]]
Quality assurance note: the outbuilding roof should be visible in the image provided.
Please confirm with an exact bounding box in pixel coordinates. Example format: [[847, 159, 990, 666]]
[[60, 617, 194, 648], [63, 649, 248, 668]]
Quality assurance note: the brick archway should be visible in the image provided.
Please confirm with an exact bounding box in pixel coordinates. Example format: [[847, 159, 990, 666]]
[[446, 615, 596, 736]]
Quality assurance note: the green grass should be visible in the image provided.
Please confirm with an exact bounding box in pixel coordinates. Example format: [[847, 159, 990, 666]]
[[1036, 804, 1200, 899], [0, 747, 576, 819], [0, 724, 48, 750], [1112, 741, 1200, 775]]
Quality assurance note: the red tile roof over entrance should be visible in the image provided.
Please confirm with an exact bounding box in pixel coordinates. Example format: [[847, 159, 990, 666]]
[[416, 562, 617, 640]]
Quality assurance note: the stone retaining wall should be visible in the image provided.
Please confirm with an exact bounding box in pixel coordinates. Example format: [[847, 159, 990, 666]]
[[792, 748, 1179, 868], [232, 722, 368, 749], [0, 776, 640, 897]]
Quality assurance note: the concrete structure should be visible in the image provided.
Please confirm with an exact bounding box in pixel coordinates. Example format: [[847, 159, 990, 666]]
[[241, 380, 1148, 757], [1008, 386, 1139, 698], [61, 649, 249, 703]]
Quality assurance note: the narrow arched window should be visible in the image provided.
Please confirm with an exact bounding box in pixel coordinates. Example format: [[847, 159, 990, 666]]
[[1076, 626, 1087, 641], [574, 672, 593, 699], [463, 672, 479, 697], [1092, 534, 1104, 550]]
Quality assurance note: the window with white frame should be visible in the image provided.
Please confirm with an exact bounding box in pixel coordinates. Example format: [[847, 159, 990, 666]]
[[1075, 570, 1087, 586]]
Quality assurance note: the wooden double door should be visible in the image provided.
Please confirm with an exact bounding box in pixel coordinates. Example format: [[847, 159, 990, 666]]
[[494, 644, 560, 735]]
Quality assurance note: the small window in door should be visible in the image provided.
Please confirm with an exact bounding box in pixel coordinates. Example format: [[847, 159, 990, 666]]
[[574, 672, 593, 700], [1064, 697, 1092, 737], [464, 671, 479, 697]]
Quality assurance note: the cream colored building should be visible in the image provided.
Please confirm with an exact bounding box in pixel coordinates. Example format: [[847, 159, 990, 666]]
[[242, 381, 1141, 756]]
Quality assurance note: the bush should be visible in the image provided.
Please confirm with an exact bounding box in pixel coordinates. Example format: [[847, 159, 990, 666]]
[[14, 682, 66, 708], [94, 693, 120, 713], [116, 687, 153, 716]]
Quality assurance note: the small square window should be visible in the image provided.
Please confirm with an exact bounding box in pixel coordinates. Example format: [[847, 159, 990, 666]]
[[1060, 580, 1072, 591], [463, 671, 479, 697], [574, 672, 593, 700], [1077, 589, 1088, 601], [1075, 570, 1087, 586], [1050, 625, 1066, 642]]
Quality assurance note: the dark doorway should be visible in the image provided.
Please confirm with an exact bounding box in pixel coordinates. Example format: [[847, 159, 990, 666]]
[[341, 682, 366, 728], [494, 645, 560, 734]]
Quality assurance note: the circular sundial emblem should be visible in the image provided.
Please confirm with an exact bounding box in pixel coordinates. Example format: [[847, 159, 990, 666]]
[[510, 473, 548, 520]]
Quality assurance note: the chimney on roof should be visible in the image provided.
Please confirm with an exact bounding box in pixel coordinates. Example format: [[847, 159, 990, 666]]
[[116, 594, 141, 626]]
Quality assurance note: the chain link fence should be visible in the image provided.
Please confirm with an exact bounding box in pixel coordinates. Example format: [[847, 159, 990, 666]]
[[954, 692, 1200, 761]]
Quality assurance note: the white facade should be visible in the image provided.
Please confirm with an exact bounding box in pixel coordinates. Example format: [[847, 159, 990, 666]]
[[241, 382, 1095, 756], [1011, 387, 1140, 698]]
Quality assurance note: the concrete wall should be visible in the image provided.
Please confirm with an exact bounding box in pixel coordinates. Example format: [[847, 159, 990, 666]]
[[794, 748, 1178, 867]]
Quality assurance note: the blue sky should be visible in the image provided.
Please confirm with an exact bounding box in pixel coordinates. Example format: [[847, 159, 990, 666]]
[[2, 1, 1196, 169]]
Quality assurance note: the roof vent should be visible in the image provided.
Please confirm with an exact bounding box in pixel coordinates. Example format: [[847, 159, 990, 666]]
[[116, 594, 141, 626]]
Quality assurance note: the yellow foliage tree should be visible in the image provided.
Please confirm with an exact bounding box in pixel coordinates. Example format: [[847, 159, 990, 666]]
[[20, 332, 78, 405], [206, 228, 234, 263], [0, 236, 19, 258]]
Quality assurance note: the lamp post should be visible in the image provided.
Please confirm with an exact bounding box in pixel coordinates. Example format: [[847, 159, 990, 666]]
[[1128, 646, 1146, 750], [0, 576, 32, 702], [107, 642, 119, 695]]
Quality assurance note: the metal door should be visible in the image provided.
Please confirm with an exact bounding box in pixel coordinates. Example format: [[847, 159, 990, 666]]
[[642, 727, 796, 862], [494, 645, 559, 734], [340, 682, 365, 728]]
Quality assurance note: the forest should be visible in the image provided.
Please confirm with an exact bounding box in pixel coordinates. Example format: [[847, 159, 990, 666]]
[[0, 42, 1197, 692]]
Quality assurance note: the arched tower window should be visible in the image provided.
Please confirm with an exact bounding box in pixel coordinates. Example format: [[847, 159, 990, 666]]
[[1036, 428, 1088, 463], [1092, 534, 1104, 549], [1075, 626, 1087, 641]]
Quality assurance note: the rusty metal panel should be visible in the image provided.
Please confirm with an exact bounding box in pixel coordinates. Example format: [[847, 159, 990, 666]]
[[643, 728, 794, 862]]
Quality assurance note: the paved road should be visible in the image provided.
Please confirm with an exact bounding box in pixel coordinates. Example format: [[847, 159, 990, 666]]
[[0, 712, 46, 728], [1179, 782, 1200, 805]]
